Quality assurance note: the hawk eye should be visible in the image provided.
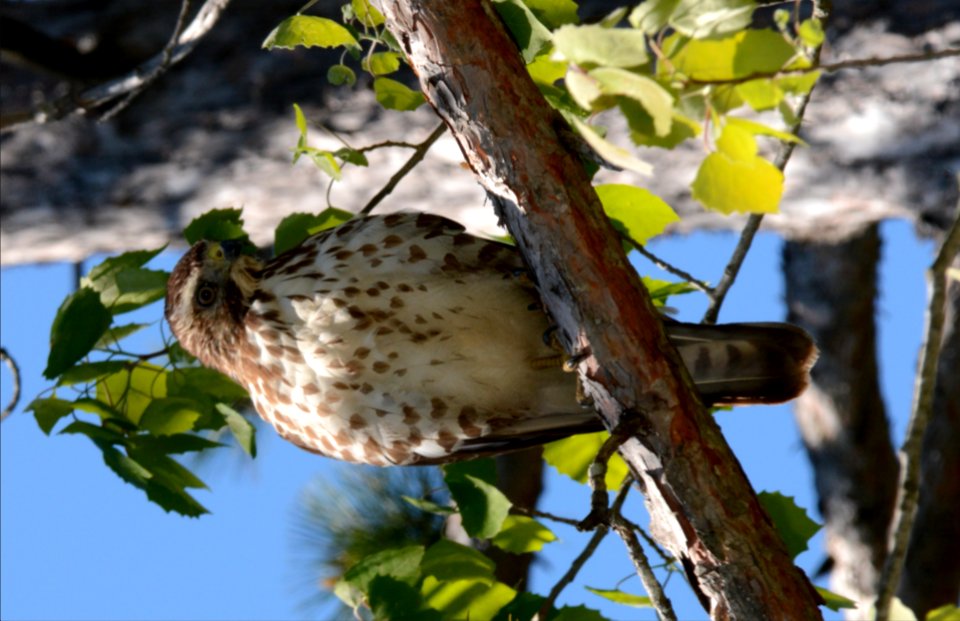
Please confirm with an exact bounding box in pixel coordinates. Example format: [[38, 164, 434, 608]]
[[195, 284, 217, 308]]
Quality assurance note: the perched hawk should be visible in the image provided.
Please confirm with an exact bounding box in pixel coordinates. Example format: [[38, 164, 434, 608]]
[[166, 212, 816, 466]]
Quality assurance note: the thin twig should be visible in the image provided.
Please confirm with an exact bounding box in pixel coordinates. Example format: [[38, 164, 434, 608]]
[[683, 47, 960, 87], [533, 521, 609, 621], [875, 203, 960, 621], [6, 0, 231, 130], [625, 234, 713, 294], [512, 506, 582, 528], [610, 480, 677, 621], [359, 123, 447, 215], [99, 0, 194, 121], [0, 348, 22, 421]]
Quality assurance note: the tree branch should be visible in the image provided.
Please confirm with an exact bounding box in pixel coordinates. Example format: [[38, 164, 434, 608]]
[[4, 0, 231, 129], [683, 47, 960, 87], [875, 202, 960, 621], [533, 522, 609, 621], [0, 347, 22, 421], [359, 123, 446, 215], [379, 2, 822, 618]]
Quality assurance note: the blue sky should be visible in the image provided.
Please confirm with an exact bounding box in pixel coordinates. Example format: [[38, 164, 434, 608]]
[[0, 220, 930, 620]]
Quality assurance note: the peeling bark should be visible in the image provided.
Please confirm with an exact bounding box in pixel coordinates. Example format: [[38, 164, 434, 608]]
[[379, 1, 822, 618]]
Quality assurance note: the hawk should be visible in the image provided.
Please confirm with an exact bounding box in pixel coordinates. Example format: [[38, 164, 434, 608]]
[[165, 212, 816, 466]]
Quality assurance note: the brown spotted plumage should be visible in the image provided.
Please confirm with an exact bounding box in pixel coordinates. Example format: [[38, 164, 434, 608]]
[[165, 212, 816, 466]]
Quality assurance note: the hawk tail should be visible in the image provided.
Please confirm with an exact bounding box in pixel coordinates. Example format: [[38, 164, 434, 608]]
[[667, 321, 818, 405]]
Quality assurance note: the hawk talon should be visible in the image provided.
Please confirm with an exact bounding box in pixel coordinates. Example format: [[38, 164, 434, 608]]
[[563, 348, 591, 372]]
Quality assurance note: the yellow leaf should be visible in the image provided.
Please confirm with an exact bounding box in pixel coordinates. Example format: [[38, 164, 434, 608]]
[[691, 151, 783, 215]]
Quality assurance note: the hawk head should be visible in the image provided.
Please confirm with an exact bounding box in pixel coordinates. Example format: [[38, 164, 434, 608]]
[[165, 240, 262, 373]]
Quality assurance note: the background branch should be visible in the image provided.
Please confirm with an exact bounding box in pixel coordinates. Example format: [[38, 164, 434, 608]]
[[875, 204, 960, 621], [359, 123, 446, 215], [0, 347, 22, 421]]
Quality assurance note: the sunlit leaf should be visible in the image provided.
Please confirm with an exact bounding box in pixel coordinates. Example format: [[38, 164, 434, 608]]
[[216, 403, 257, 457], [586, 586, 652, 607], [590, 68, 673, 136], [527, 54, 568, 85], [798, 18, 825, 47], [735, 78, 783, 111], [263, 16, 360, 51], [491, 515, 557, 553], [667, 29, 793, 81], [815, 587, 858, 612], [565, 69, 604, 110], [725, 117, 804, 144], [543, 432, 629, 489], [570, 117, 653, 175], [97, 362, 167, 425], [523, 0, 578, 28], [595, 183, 679, 244], [351, 0, 385, 27], [56, 360, 128, 386], [363, 51, 401, 76], [553, 24, 648, 68], [629, 0, 679, 33], [493, 0, 553, 63], [44, 287, 112, 379], [373, 77, 426, 111], [403, 495, 456, 515], [691, 150, 783, 214], [421, 575, 516, 621], [668, 0, 755, 39]]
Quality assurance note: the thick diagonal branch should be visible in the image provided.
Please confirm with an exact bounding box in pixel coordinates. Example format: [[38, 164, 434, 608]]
[[379, 2, 822, 619]]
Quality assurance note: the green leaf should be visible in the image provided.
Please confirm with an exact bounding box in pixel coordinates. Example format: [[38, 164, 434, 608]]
[[814, 587, 858, 612], [629, 0, 679, 33], [553, 24, 648, 68], [669, 0, 755, 39], [926, 604, 960, 621], [691, 150, 783, 214], [421, 575, 516, 621], [725, 117, 804, 144], [106, 268, 168, 314], [446, 475, 512, 539], [667, 29, 793, 81], [570, 117, 652, 175], [595, 184, 679, 244], [565, 69, 605, 110], [759, 491, 821, 559], [94, 323, 149, 349], [101, 444, 153, 487], [294, 147, 343, 179], [351, 0, 385, 27], [139, 398, 202, 436], [125, 447, 210, 517], [56, 360, 128, 386], [444, 458, 497, 486], [798, 18, 825, 48], [642, 277, 698, 307], [491, 515, 557, 553], [72, 397, 123, 421], [96, 362, 167, 425], [543, 431, 629, 489], [216, 403, 257, 457], [620, 100, 701, 148], [373, 77, 426, 111], [421, 539, 496, 583], [84, 247, 165, 287], [129, 433, 223, 455], [589, 68, 673, 136], [44, 287, 113, 379], [342, 545, 425, 594], [522, 0, 579, 29], [293, 102, 308, 135], [527, 54, 568, 86], [327, 64, 357, 86], [273, 209, 355, 256], [263, 15, 360, 51], [735, 78, 783, 111], [369, 576, 437, 621], [363, 51, 401, 76], [403, 495, 456, 516], [60, 420, 126, 444], [166, 367, 248, 403], [493, 0, 553, 63], [28, 398, 75, 435], [716, 122, 757, 160], [182, 208, 248, 244], [586, 586, 652, 607], [553, 604, 610, 621]]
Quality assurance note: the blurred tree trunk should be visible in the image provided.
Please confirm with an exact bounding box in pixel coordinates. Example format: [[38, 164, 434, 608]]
[[784, 226, 899, 614]]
